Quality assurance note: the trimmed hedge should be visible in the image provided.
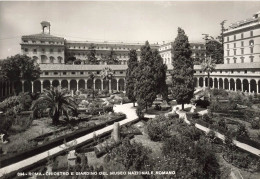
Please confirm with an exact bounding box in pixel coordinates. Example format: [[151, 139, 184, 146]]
[[0, 114, 126, 168]]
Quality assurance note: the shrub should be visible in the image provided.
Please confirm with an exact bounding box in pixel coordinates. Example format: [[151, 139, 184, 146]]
[[136, 106, 144, 119], [0, 115, 13, 133], [251, 119, 260, 129], [201, 114, 214, 124], [236, 124, 249, 138], [146, 115, 170, 141], [194, 99, 210, 108], [103, 105, 114, 113]]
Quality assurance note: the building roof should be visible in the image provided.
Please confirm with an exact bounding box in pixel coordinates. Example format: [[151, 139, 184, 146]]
[[39, 64, 128, 71], [22, 33, 64, 41], [194, 62, 260, 70]]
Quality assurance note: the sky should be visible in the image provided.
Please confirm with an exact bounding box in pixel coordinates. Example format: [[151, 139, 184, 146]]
[[0, 1, 260, 59]]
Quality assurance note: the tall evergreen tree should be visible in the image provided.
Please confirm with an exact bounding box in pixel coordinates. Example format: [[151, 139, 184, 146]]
[[105, 49, 119, 65], [126, 50, 138, 107], [135, 41, 157, 111], [171, 28, 194, 110], [87, 43, 99, 64], [152, 49, 168, 99]]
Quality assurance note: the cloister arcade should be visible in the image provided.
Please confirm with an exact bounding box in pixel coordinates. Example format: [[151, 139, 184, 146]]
[[14, 78, 126, 94], [194, 76, 260, 93]]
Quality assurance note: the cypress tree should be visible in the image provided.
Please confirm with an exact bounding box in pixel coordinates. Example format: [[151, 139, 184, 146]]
[[171, 28, 194, 110], [135, 41, 157, 111], [152, 49, 168, 99], [126, 49, 138, 107]]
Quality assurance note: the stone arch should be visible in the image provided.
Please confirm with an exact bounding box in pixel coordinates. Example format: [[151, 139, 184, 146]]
[[33, 56, 39, 63], [224, 78, 229, 90], [52, 80, 59, 88], [33, 80, 41, 93], [230, 78, 235, 91], [111, 79, 117, 91], [57, 56, 63, 64], [23, 81, 31, 92], [103, 80, 109, 91], [209, 78, 213, 88], [78, 79, 85, 90], [250, 79, 257, 93], [87, 79, 93, 89], [43, 80, 50, 90], [70, 80, 77, 92], [61, 80, 68, 90], [214, 78, 218, 89], [219, 78, 223, 89], [199, 77, 203, 87], [41, 55, 48, 64], [242, 79, 249, 92], [50, 56, 55, 64], [95, 79, 101, 90], [236, 79, 242, 91], [119, 78, 125, 91]]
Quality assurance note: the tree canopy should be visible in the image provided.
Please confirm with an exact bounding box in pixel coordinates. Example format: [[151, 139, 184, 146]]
[[126, 49, 138, 106], [103, 49, 119, 65], [206, 40, 223, 64], [171, 28, 194, 110], [1, 54, 41, 93]]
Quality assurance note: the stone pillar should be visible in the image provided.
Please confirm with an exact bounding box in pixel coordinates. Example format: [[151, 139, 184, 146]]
[[68, 79, 71, 91], [242, 81, 244, 92], [234, 81, 237, 91], [22, 80, 25, 93], [50, 80, 53, 90], [101, 79, 103, 90], [59, 80, 62, 91], [85, 80, 88, 90], [112, 122, 120, 143], [203, 77, 206, 88], [228, 79, 230, 90], [116, 79, 119, 91], [257, 82, 259, 94], [93, 79, 95, 90], [249, 82, 251, 93], [196, 78, 199, 88], [217, 79, 219, 89], [109, 79, 112, 93], [76, 79, 79, 91], [40, 80, 43, 93], [31, 81, 34, 93]]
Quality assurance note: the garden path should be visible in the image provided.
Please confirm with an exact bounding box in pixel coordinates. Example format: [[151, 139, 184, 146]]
[[0, 103, 138, 177]]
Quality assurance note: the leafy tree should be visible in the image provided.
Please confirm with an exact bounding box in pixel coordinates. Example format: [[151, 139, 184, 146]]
[[87, 43, 99, 64], [171, 28, 194, 110], [152, 49, 168, 99], [126, 50, 138, 107], [74, 59, 82, 65], [104, 49, 119, 65], [31, 89, 77, 125], [206, 40, 223, 64], [201, 57, 216, 91], [66, 56, 76, 64], [1, 54, 41, 94], [135, 41, 157, 111]]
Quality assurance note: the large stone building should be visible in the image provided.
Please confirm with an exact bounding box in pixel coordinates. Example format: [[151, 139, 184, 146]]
[[193, 11, 260, 94]]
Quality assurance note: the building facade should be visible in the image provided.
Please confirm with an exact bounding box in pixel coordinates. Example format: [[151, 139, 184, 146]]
[[194, 11, 260, 94]]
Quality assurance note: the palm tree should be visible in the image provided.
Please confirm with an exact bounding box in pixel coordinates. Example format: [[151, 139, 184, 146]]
[[31, 88, 77, 125], [101, 67, 114, 93], [201, 56, 216, 91]]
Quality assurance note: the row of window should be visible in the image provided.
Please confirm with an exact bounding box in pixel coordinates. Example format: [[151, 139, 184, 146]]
[[226, 56, 254, 63], [227, 40, 254, 49], [44, 71, 124, 76], [68, 46, 139, 51], [227, 47, 254, 56], [226, 31, 254, 42], [23, 40, 63, 45], [24, 48, 63, 53], [198, 70, 254, 74]]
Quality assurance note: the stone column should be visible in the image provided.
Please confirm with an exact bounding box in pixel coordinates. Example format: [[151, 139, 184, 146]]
[[22, 80, 25, 93], [109, 79, 112, 93], [50, 80, 53, 90], [228, 79, 230, 90], [68, 79, 71, 91], [257, 82, 259, 94], [85, 80, 88, 90], [59, 80, 62, 91], [234, 81, 237, 91], [31, 81, 34, 93], [101, 79, 103, 90], [217, 79, 219, 89], [241, 81, 244, 92], [196, 78, 199, 88], [76, 79, 79, 91], [203, 77, 206, 88], [93, 79, 95, 90], [249, 82, 251, 93], [116, 79, 119, 91], [113, 122, 120, 143], [40, 80, 43, 93]]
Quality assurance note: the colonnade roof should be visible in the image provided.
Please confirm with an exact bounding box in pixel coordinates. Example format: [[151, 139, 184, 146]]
[[194, 62, 260, 70], [39, 64, 128, 71]]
